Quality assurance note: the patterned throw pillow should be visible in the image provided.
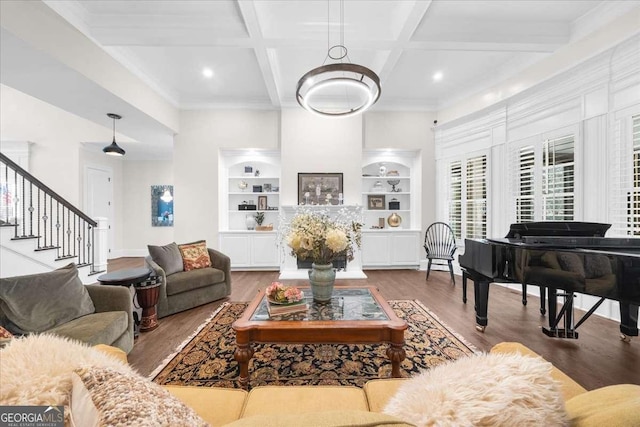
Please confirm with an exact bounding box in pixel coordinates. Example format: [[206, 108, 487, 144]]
[[178, 240, 212, 271], [0, 326, 13, 348], [71, 366, 208, 427]]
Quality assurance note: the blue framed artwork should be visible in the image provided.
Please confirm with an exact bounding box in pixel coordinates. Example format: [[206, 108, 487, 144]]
[[151, 185, 173, 227]]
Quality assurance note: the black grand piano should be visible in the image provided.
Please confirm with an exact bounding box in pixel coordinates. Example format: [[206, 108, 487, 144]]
[[459, 222, 640, 340]]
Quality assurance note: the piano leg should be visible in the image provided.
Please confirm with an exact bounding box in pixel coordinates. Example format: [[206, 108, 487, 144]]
[[619, 303, 639, 342], [462, 272, 468, 304], [474, 279, 490, 332]]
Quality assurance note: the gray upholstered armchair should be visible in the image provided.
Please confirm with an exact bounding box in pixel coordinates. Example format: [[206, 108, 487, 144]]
[[145, 245, 231, 318]]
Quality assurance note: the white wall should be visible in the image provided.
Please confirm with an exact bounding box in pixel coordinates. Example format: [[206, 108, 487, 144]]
[[280, 109, 362, 206], [120, 160, 174, 255], [174, 110, 280, 246], [438, 6, 640, 124], [0, 84, 130, 257], [364, 111, 437, 230]]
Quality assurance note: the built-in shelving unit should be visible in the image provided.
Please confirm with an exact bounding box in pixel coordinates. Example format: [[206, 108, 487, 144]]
[[360, 150, 421, 268], [218, 150, 281, 270]]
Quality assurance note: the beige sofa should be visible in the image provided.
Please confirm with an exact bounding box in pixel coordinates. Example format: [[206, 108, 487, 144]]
[[100, 342, 640, 427]]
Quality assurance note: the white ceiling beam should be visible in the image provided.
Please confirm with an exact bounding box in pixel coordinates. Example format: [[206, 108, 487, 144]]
[[405, 41, 562, 53], [237, 0, 281, 108], [377, 0, 433, 82]]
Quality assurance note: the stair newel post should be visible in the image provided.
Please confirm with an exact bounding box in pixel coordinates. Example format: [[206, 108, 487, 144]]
[[89, 223, 95, 273], [94, 217, 108, 273]]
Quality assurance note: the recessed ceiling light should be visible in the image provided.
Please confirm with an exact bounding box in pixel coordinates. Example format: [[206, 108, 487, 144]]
[[432, 71, 443, 82], [202, 67, 214, 79]]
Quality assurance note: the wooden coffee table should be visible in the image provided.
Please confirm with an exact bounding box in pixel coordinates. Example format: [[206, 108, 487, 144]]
[[232, 285, 407, 389]]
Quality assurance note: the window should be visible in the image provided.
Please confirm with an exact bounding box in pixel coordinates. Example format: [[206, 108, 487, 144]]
[[448, 161, 462, 239], [609, 114, 640, 236], [466, 155, 487, 238], [510, 133, 576, 225], [516, 146, 535, 222], [542, 135, 575, 221], [630, 115, 640, 235], [447, 154, 487, 240]]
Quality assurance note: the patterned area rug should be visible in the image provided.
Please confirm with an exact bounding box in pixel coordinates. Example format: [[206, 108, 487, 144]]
[[152, 300, 477, 389]]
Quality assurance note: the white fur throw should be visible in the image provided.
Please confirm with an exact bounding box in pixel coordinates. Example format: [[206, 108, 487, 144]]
[[383, 352, 568, 427], [0, 334, 133, 426]]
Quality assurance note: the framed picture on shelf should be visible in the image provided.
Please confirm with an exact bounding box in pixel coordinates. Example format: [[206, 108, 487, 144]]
[[263, 183, 272, 192], [367, 195, 385, 210], [298, 173, 343, 205], [244, 165, 253, 175], [258, 195, 268, 210]]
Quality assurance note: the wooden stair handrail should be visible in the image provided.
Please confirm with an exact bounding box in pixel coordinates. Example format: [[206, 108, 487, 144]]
[[0, 152, 97, 227]]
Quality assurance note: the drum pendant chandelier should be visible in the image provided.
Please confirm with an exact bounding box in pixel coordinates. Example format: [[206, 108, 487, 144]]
[[296, 0, 381, 118]]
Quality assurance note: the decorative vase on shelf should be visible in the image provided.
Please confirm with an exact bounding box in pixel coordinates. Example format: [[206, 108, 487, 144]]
[[245, 214, 256, 230], [387, 212, 402, 227], [308, 263, 336, 302]]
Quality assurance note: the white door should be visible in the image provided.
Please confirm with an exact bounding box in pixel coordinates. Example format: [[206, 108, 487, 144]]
[[85, 166, 113, 256]]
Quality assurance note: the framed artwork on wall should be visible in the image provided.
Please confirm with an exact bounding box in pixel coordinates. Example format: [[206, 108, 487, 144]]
[[367, 194, 385, 210], [298, 173, 343, 205], [151, 185, 174, 227], [258, 195, 268, 210]]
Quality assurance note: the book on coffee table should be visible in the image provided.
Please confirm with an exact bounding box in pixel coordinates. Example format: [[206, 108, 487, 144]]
[[267, 301, 308, 316]]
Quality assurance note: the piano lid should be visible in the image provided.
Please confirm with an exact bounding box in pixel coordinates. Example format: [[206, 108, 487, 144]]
[[505, 221, 611, 239]]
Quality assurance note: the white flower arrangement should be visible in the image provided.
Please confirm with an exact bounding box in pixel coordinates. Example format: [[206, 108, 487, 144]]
[[279, 207, 363, 265]]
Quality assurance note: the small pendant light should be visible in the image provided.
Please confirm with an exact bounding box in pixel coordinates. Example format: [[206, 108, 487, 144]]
[[103, 113, 126, 156]]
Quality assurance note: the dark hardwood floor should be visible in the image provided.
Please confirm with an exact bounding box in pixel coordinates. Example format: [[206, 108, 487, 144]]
[[108, 258, 640, 390]]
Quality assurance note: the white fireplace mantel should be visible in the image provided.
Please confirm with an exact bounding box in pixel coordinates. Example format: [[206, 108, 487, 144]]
[[278, 205, 367, 280]]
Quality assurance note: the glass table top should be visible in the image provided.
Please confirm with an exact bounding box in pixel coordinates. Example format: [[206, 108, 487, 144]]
[[250, 287, 389, 322]]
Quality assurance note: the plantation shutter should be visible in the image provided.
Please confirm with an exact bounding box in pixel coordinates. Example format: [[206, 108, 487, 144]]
[[542, 135, 574, 221], [449, 161, 462, 239], [609, 115, 639, 235], [516, 145, 535, 222], [466, 155, 487, 238], [632, 116, 640, 235]]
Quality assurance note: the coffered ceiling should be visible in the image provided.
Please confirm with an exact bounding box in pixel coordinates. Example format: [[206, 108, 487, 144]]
[[43, 0, 634, 112], [0, 1, 637, 159]]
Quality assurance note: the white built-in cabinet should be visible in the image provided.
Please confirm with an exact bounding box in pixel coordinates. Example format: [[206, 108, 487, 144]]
[[360, 151, 421, 268], [218, 150, 280, 270]]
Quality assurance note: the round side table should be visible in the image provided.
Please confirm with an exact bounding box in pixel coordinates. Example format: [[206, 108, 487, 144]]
[[98, 268, 153, 335]]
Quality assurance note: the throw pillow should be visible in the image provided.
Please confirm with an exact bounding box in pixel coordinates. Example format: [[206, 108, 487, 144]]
[[557, 253, 586, 277], [0, 325, 13, 348], [148, 242, 184, 275], [178, 240, 212, 271], [0, 334, 133, 426], [383, 352, 568, 427], [0, 263, 95, 334], [71, 366, 208, 427]]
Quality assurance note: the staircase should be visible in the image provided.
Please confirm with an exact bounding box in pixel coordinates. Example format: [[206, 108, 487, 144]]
[[0, 152, 104, 283]]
